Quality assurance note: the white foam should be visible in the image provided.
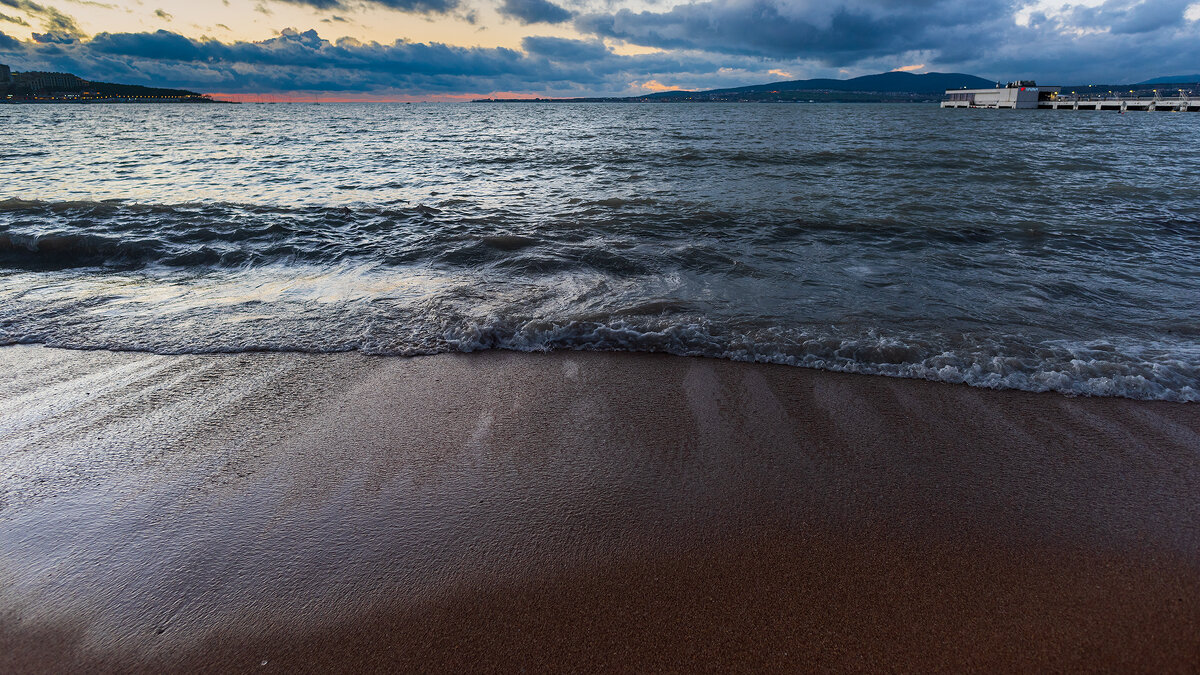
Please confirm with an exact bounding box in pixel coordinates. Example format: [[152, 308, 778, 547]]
[[439, 320, 1200, 402]]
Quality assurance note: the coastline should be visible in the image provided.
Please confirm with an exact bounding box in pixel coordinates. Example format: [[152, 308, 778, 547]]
[[1, 345, 1197, 671]]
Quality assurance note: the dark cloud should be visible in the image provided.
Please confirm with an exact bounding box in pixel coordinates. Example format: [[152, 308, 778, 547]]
[[498, 0, 572, 25], [966, 22, 1200, 84], [31, 29, 78, 42], [0, 28, 20, 49], [1064, 0, 1194, 35], [154, 8, 172, 21], [944, 0, 1200, 83], [575, 0, 1013, 64], [1, 12, 30, 25], [573, 0, 1200, 82], [520, 36, 606, 61], [89, 28, 203, 59]]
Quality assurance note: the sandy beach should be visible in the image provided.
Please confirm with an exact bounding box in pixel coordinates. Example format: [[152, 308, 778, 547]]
[[1, 345, 1198, 672]]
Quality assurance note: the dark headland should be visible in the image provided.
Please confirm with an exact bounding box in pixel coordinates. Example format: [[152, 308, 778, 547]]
[[0, 63, 215, 103]]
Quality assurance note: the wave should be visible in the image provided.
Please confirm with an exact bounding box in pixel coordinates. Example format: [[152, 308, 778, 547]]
[[3, 315, 1196, 402], [0, 231, 219, 268], [445, 322, 1200, 402], [0, 198, 492, 270], [3, 196, 1199, 402], [4, 197, 1197, 273]]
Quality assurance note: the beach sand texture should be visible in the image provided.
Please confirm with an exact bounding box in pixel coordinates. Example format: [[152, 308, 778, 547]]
[[1, 345, 1198, 671]]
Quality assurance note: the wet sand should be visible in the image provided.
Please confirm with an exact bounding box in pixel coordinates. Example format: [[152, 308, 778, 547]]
[[1, 345, 1198, 672]]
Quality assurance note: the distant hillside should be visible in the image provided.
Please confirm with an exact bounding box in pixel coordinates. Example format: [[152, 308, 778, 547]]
[[1139, 75, 1200, 84], [87, 81, 203, 97], [645, 72, 996, 99], [474, 71, 1002, 103], [3, 68, 207, 100]]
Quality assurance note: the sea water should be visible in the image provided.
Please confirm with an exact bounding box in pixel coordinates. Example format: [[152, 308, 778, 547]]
[[2, 102, 1198, 400]]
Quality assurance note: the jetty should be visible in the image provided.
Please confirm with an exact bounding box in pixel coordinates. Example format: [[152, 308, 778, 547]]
[[942, 81, 1199, 111]]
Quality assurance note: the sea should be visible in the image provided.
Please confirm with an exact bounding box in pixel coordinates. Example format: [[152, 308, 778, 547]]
[[2, 102, 1198, 401]]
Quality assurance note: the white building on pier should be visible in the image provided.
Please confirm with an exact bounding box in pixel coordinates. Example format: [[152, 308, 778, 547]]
[[941, 81, 1057, 109]]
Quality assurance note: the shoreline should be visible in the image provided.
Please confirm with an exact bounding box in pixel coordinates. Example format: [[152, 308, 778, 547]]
[[1, 345, 1197, 671], [0, 339, 1192, 404]]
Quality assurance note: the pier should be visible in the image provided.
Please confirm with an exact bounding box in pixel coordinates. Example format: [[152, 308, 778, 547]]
[[1036, 95, 1199, 112], [942, 81, 1200, 111]]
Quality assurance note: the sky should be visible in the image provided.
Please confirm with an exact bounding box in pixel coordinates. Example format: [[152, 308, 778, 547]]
[[0, 0, 1198, 99]]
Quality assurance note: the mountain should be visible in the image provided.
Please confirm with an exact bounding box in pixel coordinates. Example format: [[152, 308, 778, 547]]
[[1138, 75, 1200, 84], [644, 72, 996, 99]]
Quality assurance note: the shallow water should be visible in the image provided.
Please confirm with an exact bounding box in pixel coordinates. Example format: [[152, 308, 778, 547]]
[[2, 102, 1199, 400]]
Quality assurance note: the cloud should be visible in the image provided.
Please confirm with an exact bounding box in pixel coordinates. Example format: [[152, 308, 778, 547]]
[[30, 29, 78, 42], [635, 79, 680, 91], [89, 29, 205, 59], [574, 0, 1200, 82], [575, 0, 1017, 64], [271, 0, 338, 8], [520, 35, 606, 61], [0, 27, 772, 96], [0, 0, 84, 39], [497, 0, 572, 24], [955, 0, 1200, 82], [1, 1, 1198, 95], [892, 63, 924, 72], [154, 8, 172, 21], [273, 0, 460, 14], [1, 12, 29, 25], [1061, 0, 1194, 35]]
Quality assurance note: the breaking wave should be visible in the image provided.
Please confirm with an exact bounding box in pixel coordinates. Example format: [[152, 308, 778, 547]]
[[1, 268, 1197, 401], [3, 317, 1198, 402]]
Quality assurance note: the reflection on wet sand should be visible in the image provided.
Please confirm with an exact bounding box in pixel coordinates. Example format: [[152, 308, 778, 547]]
[[1, 346, 1198, 671]]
